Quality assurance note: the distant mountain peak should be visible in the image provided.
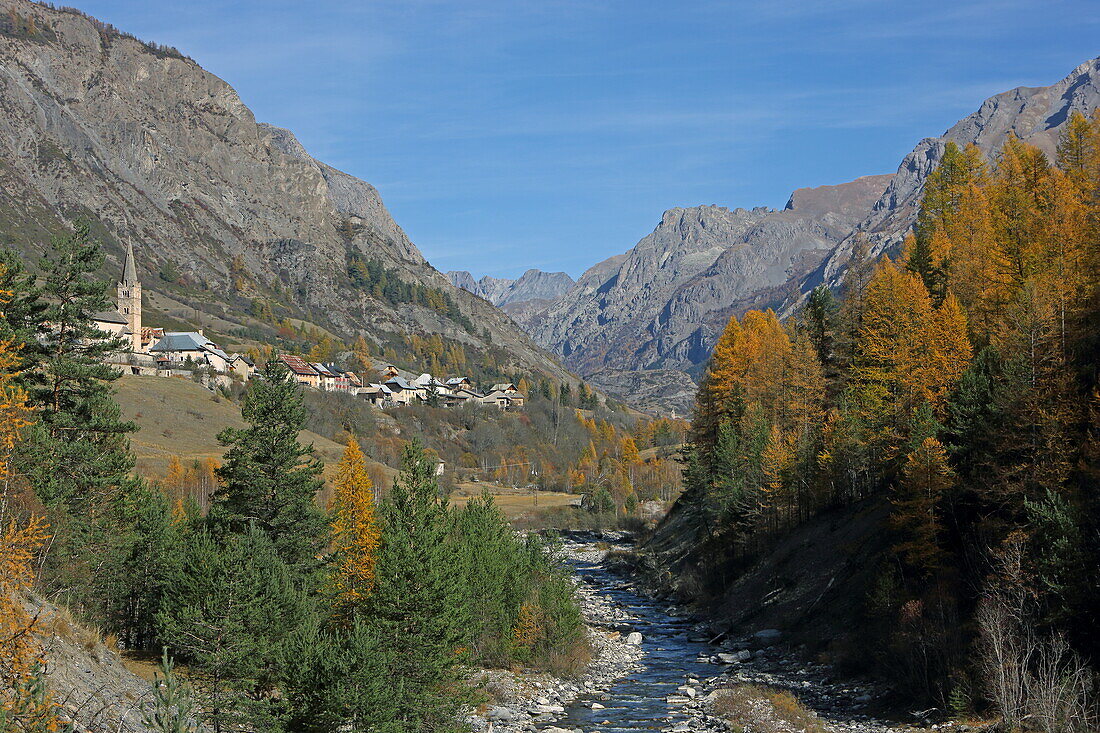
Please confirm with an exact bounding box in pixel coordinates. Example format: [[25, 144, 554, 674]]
[[447, 269, 575, 307]]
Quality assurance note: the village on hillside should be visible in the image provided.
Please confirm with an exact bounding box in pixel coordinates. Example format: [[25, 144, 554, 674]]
[[92, 243, 527, 411]]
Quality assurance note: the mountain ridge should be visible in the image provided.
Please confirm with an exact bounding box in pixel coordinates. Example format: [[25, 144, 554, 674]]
[[499, 56, 1100, 415], [447, 268, 575, 307], [512, 176, 891, 414], [0, 0, 573, 385]]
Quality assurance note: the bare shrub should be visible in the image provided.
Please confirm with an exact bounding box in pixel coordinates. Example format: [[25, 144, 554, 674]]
[[1025, 632, 1097, 733], [977, 592, 1032, 728], [977, 593, 1098, 732]]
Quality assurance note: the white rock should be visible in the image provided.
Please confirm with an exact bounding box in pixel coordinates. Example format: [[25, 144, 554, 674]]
[[625, 632, 643, 645]]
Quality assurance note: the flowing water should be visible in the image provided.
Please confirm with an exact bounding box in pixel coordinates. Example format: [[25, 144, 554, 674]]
[[549, 556, 718, 732]]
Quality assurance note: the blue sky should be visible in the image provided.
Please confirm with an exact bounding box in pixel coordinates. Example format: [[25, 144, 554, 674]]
[[74, 1, 1099, 278]]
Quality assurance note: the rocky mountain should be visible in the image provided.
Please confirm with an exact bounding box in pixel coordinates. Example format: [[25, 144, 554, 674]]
[[448, 268, 575, 306], [511, 56, 1100, 415], [817, 56, 1100, 285], [516, 176, 891, 414], [0, 0, 572, 383]]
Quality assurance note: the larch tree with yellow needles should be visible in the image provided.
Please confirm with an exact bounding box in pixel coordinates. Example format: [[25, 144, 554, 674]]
[[329, 438, 381, 618], [0, 273, 64, 731]]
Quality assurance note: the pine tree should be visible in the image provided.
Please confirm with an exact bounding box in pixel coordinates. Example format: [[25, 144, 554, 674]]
[[156, 526, 312, 733], [9, 228, 152, 625], [329, 439, 381, 619], [18, 224, 137, 514], [0, 251, 47, 377], [802, 285, 839, 367], [208, 357, 327, 571], [364, 439, 470, 731]]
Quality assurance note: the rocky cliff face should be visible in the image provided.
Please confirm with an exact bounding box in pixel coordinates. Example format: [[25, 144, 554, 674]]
[[816, 57, 1100, 286], [0, 0, 569, 381], [516, 177, 890, 414], [448, 268, 575, 306], [513, 56, 1100, 414]]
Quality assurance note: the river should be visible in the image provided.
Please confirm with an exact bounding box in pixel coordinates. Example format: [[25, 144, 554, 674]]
[[507, 539, 921, 733], [550, 555, 722, 732]]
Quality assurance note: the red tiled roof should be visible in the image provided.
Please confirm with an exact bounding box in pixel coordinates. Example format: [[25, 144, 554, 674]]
[[279, 355, 319, 377]]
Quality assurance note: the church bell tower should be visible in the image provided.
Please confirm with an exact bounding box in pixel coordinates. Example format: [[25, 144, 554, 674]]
[[118, 241, 142, 352]]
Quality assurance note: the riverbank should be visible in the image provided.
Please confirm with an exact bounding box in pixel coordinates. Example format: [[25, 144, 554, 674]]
[[474, 533, 989, 733]]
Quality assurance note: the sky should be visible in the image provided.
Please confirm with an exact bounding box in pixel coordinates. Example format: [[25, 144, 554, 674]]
[[72, 1, 1100, 279]]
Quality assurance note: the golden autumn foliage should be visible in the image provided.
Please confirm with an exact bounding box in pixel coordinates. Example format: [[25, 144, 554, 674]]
[[851, 258, 971, 430], [0, 516, 50, 684], [704, 309, 825, 432], [511, 602, 541, 657], [890, 437, 953, 577], [329, 439, 381, 616], [620, 436, 641, 464]]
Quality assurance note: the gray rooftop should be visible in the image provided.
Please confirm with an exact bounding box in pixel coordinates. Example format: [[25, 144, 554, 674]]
[[91, 310, 128, 325], [149, 332, 213, 353]]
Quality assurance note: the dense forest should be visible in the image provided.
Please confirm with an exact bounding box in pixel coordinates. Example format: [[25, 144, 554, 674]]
[[677, 112, 1100, 726], [0, 229, 589, 731]]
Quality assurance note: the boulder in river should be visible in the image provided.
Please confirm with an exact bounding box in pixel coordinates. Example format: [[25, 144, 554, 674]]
[[626, 631, 643, 645]]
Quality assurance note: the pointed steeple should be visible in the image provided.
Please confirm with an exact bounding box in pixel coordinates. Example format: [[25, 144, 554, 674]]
[[122, 240, 138, 284]]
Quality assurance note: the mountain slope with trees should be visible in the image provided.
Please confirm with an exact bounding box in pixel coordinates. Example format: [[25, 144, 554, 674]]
[[0, 228, 591, 730], [0, 0, 572, 387], [645, 114, 1100, 727], [508, 57, 1100, 415]]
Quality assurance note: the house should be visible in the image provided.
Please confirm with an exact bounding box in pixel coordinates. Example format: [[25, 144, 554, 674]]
[[480, 388, 526, 410], [311, 362, 338, 391], [446, 377, 473, 390], [413, 373, 453, 400], [361, 383, 393, 407], [343, 370, 364, 395], [487, 383, 525, 407], [383, 376, 421, 405], [90, 309, 132, 341], [228, 353, 255, 380], [279, 355, 321, 388], [323, 364, 360, 394], [141, 327, 164, 351], [149, 332, 231, 373], [381, 364, 400, 379], [445, 386, 483, 407]]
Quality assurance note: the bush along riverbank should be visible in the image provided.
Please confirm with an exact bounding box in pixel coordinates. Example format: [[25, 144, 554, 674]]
[[468, 536, 645, 732]]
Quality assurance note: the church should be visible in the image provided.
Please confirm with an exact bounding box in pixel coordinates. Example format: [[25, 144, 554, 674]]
[[91, 241, 144, 353]]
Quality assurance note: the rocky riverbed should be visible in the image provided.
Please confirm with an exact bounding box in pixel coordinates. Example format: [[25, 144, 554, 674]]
[[469, 534, 980, 733]]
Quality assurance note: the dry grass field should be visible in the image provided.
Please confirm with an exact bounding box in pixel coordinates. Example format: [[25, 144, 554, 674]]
[[448, 481, 579, 520], [114, 374, 359, 483], [113, 376, 570, 521]]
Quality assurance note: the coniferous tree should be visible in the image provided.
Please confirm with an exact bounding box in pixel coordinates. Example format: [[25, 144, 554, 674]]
[[19, 224, 137, 513], [0, 250, 47, 376], [208, 357, 327, 571], [891, 437, 952, 577], [7, 228, 157, 625], [329, 439, 381, 620], [802, 285, 839, 368], [365, 439, 470, 731], [157, 526, 312, 733]]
